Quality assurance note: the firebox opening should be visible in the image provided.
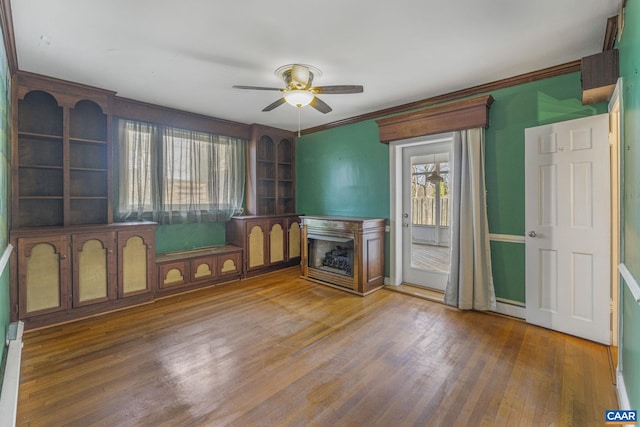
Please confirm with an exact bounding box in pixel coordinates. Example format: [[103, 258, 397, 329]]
[[307, 234, 354, 278]]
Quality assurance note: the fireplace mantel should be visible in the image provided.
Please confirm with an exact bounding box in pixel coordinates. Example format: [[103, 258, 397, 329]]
[[301, 216, 385, 296]]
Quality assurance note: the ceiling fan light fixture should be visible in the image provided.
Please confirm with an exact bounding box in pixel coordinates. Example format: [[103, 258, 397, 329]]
[[283, 90, 314, 107]]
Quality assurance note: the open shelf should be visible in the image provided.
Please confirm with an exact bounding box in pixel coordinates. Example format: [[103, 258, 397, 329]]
[[14, 80, 113, 228], [247, 126, 296, 216]]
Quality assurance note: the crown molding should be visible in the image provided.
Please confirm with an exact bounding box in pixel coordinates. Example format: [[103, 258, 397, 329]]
[[0, 0, 17, 73], [301, 60, 581, 136]]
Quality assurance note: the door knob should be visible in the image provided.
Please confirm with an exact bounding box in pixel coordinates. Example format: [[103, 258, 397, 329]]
[[403, 213, 409, 218], [528, 231, 537, 238]]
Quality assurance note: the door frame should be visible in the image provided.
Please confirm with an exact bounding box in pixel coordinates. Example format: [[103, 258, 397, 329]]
[[388, 132, 455, 286], [609, 78, 623, 348]]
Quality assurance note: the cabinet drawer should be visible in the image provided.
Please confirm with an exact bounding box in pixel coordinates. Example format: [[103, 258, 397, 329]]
[[158, 261, 189, 289], [190, 256, 217, 283], [219, 252, 242, 277]]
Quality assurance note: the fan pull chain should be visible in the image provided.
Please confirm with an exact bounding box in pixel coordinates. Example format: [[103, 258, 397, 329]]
[[297, 106, 301, 137]]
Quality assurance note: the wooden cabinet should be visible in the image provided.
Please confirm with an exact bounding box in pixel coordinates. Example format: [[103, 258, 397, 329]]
[[13, 72, 114, 228], [246, 125, 296, 215], [10, 222, 155, 329], [226, 214, 302, 277], [156, 245, 243, 296]]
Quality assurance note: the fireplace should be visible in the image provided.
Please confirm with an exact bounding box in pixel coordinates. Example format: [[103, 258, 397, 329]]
[[302, 216, 385, 295]]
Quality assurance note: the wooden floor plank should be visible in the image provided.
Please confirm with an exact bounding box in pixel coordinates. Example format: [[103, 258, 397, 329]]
[[17, 268, 617, 426]]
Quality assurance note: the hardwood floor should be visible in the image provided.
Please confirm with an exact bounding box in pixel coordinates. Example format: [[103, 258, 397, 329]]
[[17, 268, 617, 426]]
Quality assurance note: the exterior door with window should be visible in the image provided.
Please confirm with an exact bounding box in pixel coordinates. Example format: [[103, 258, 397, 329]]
[[401, 142, 451, 290]]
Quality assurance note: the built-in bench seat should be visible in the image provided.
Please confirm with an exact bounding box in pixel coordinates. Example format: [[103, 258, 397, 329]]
[[156, 245, 243, 296]]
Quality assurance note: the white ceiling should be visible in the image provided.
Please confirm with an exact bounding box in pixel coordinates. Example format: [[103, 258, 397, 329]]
[[11, 0, 622, 133]]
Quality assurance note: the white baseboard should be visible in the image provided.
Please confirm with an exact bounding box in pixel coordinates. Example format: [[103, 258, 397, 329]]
[[0, 321, 24, 427], [617, 368, 631, 410], [494, 299, 526, 319]]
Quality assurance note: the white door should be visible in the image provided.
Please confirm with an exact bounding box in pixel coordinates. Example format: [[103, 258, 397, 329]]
[[525, 114, 611, 344], [401, 142, 451, 290]]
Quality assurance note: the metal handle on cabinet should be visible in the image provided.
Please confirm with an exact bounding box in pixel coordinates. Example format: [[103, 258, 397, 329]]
[[59, 254, 67, 260], [528, 231, 537, 238], [107, 249, 113, 254]]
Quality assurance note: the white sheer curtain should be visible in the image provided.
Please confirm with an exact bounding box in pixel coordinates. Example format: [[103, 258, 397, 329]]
[[116, 119, 245, 224], [444, 128, 496, 310], [117, 120, 159, 220]]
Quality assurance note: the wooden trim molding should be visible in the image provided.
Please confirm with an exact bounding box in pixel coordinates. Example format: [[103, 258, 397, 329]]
[[302, 60, 580, 135], [376, 95, 494, 143], [489, 233, 525, 244], [0, 0, 18, 74], [619, 263, 640, 303], [113, 96, 251, 140], [603, 15, 619, 51]]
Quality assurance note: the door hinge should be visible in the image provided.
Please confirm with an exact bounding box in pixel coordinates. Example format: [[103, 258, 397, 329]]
[[610, 298, 614, 314], [15, 303, 18, 314]]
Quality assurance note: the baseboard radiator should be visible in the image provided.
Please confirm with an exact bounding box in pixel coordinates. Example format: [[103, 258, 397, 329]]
[[0, 321, 24, 427]]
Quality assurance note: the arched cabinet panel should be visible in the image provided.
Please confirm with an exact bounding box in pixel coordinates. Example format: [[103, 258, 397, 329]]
[[17, 235, 69, 317], [118, 228, 155, 298], [248, 223, 266, 269], [269, 222, 285, 263], [72, 232, 116, 307]]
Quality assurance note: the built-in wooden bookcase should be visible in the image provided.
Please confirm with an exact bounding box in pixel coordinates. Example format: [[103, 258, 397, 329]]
[[246, 125, 296, 216], [13, 72, 114, 228], [10, 72, 158, 330]]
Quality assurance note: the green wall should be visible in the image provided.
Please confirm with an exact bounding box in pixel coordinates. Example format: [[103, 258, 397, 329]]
[[296, 121, 389, 218], [619, 0, 640, 411], [155, 222, 226, 254], [296, 73, 606, 303]]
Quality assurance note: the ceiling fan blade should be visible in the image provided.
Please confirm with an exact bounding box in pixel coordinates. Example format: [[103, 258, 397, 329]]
[[310, 97, 332, 114], [233, 85, 283, 91], [312, 85, 364, 94], [291, 64, 311, 88], [262, 97, 286, 112]]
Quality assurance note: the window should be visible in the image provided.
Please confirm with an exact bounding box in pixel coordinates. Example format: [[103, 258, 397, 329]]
[[117, 119, 245, 224], [411, 157, 449, 227]]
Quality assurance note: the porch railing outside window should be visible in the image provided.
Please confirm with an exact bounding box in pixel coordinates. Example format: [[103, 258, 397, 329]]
[[411, 161, 450, 227]]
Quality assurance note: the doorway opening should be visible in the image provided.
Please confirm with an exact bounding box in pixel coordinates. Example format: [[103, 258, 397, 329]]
[[389, 133, 454, 291]]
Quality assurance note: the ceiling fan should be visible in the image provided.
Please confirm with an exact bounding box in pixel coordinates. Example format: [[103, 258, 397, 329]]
[[233, 64, 363, 114]]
